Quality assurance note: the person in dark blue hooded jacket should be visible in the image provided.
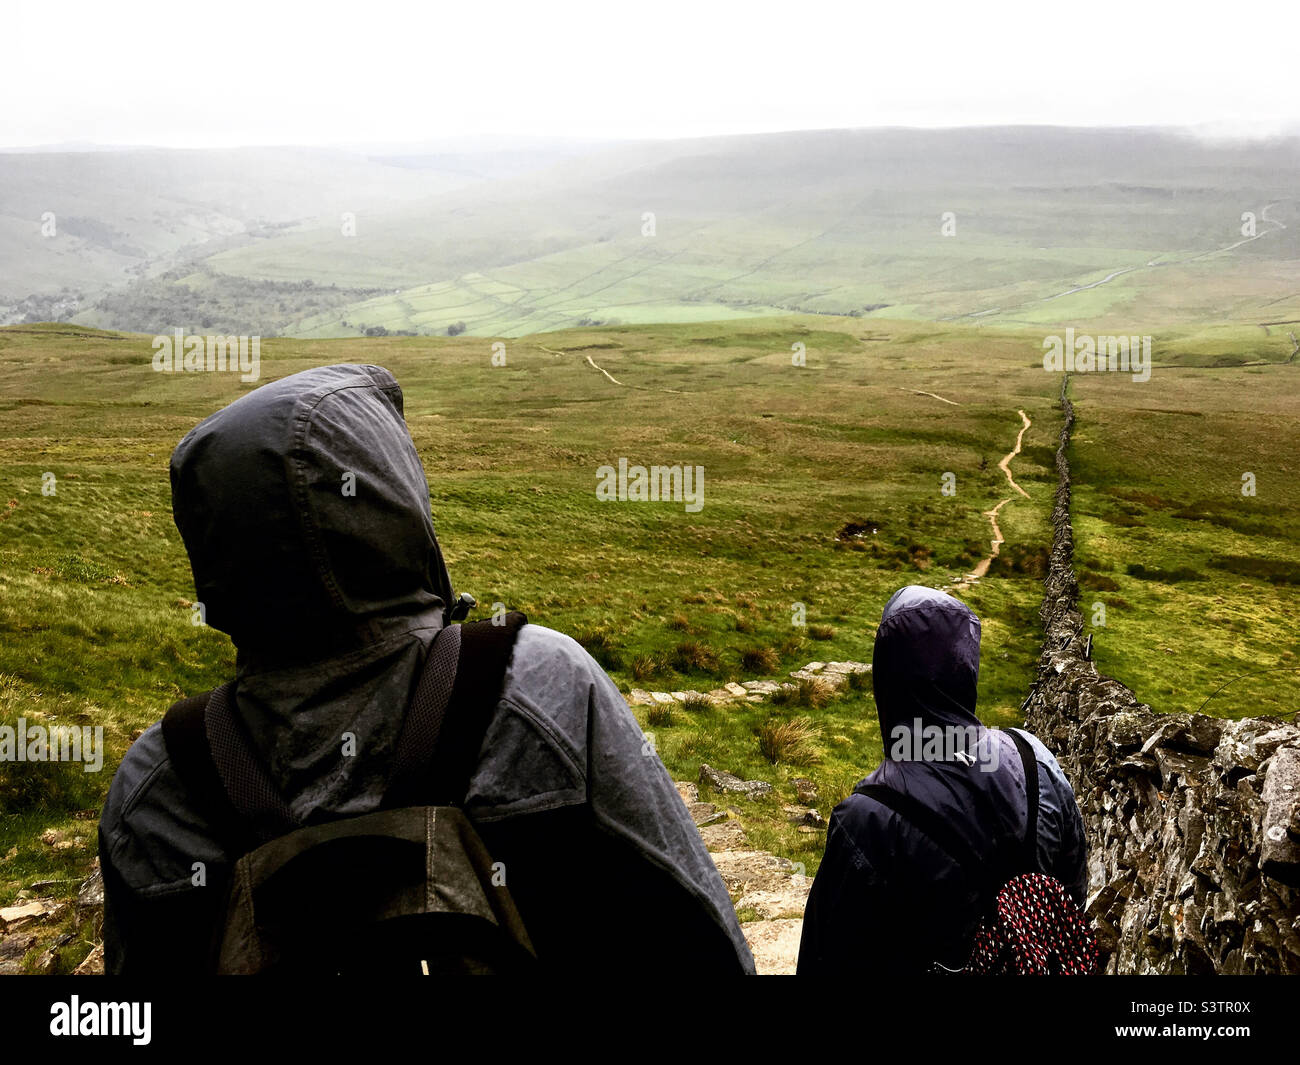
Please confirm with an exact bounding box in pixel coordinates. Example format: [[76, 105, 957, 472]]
[[797, 585, 1086, 974]]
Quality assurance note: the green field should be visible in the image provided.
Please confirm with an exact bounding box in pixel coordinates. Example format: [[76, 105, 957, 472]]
[[1, 313, 1298, 971]]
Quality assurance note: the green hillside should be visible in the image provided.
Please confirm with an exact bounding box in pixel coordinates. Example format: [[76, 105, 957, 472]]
[[2, 315, 1298, 972], [6, 128, 1299, 338]]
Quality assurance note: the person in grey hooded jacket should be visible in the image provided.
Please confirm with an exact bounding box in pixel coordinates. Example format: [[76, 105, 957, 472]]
[[98, 363, 755, 975], [797, 585, 1086, 975]]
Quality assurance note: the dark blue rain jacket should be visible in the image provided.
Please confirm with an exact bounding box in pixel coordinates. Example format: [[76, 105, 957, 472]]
[[797, 585, 1087, 974]]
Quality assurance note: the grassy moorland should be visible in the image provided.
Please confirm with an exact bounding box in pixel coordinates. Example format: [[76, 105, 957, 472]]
[[0, 313, 1297, 970], [1069, 337, 1300, 719]]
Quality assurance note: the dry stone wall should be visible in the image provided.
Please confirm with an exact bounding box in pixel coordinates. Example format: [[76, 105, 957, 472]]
[[1022, 378, 1300, 974]]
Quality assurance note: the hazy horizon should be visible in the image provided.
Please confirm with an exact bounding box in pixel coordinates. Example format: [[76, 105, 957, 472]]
[[7, 0, 1299, 149], [6, 118, 1300, 155]]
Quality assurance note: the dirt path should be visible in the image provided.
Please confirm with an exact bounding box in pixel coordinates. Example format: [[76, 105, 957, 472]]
[[585, 354, 623, 385], [539, 343, 685, 393], [999, 409, 1032, 498], [952, 409, 1030, 591], [896, 386, 960, 406]]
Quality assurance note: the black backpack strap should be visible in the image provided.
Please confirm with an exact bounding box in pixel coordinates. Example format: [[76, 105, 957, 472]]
[[384, 621, 464, 800], [857, 783, 986, 876], [386, 612, 528, 808], [163, 612, 528, 856], [161, 684, 259, 856], [203, 683, 299, 839], [1004, 728, 1041, 874]]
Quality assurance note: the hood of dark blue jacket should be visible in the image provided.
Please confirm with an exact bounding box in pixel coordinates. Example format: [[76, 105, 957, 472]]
[[169, 364, 454, 658], [871, 585, 982, 739]]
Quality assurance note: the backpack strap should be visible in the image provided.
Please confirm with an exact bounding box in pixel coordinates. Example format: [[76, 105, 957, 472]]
[[161, 684, 260, 856], [857, 784, 987, 877], [386, 611, 528, 807], [1003, 727, 1041, 874], [856, 726, 1045, 897], [162, 611, 528, 857]]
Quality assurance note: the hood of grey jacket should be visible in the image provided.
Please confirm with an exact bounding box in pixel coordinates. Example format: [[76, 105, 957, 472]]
[[169, 364, 455, 812], [170, 363, 455, 657], [147, 363, 754, 971]]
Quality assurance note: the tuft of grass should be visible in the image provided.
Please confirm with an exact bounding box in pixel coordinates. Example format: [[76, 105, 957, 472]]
[[758, 716, 824, 766], [672, 640, 721, 676], [681, 692, 713, 713], [771, 677, 832, 709], [778, 633, 806, 658], [631, 653, 669, 682], [740, 646, 779, 674], [646, 701, 677, 727], [808, 624, 835, 641]]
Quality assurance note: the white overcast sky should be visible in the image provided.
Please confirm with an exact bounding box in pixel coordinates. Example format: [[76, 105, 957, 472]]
[[5, 0, 1298, 148]]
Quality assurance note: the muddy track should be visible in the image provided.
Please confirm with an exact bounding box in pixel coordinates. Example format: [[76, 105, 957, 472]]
[[539, 343, 685, 393], [952, 409, 1031, 591], [896, 386, 960, 406]]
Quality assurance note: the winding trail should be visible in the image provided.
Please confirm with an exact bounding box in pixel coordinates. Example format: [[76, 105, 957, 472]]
[[999, 409, 1032, 499], [538, 342, 685, 393], [585, 354, 623, 385], [951, 408, 1031, 591], [896, 386, 960, 406]]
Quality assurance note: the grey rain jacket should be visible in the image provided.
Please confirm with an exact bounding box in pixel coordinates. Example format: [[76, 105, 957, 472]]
[[797, 585, 1086, 974], [98, 363, 754, 974]]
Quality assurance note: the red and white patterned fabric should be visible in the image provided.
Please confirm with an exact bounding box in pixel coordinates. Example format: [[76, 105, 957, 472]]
[[964, 872, 1098, 975]]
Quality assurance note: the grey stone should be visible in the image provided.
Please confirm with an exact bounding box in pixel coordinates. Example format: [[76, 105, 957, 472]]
[[1260, 747, 1300, 887], [698, 763, 773, 800]]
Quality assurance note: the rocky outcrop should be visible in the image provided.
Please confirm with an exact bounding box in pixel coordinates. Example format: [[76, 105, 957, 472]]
[[1022, 377, 1300, 974], [677, 776, 817, 974], [713, 849, 812, 975], [627, 660, 870, 709], [0, 865, 104, 975], [698, 764, 774, 800]]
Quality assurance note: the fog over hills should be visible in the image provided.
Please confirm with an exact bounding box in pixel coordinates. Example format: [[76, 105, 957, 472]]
[[3, 127, 1297, 336]]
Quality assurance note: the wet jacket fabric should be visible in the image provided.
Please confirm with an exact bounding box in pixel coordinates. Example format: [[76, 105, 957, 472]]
[[98, 364, 754, 975], [797, 585, 1086, 975]]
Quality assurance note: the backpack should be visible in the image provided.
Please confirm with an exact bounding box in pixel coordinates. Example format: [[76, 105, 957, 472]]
[[161, 612, 536, 975], [858, 728, 1097, 975]]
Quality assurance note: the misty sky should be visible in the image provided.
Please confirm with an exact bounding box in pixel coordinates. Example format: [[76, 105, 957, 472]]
[[6, 0, 1298, 148]]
